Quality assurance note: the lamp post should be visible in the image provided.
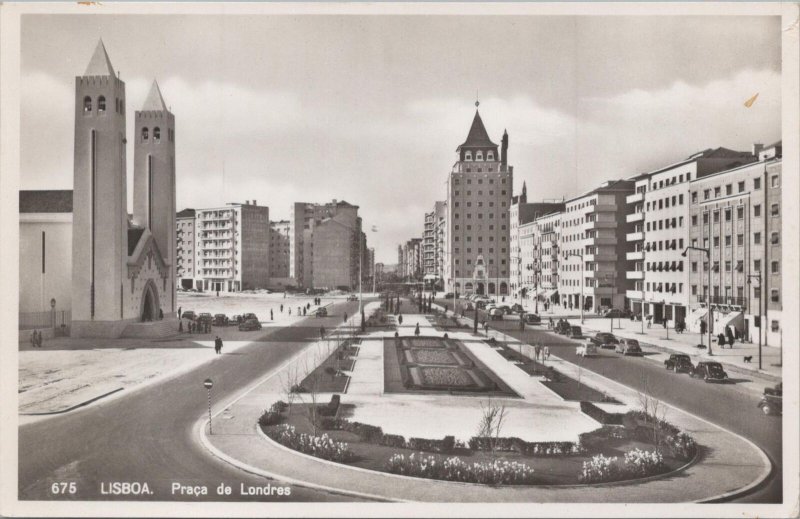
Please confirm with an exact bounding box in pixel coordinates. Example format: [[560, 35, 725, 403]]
[[683, 246, 713, 356], [747, 272, 762, 370], [564, 251, 585, 324]]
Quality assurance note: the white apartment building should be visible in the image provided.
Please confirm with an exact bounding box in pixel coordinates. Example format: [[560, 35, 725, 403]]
[[532, 210, 563, 307], [176, 208, 196, 289]]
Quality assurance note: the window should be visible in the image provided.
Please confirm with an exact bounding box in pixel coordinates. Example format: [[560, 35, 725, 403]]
[[98, 96, 106, 113], [692, 215, 698, 226], [725, 235, 731, 247], [692, 285, 697, 295], [738, 181, 745, 193], [771, 203, 780, 217], [771, 232, 779, 245], [737, 206, 744, 219], [713, 211, 719, 223], [692, 192, 698, 203], [771, 175, 779, 188], [771, 260, 779, 274], [754, 204, 761, 217], [154, 127, 161, 142], [725, 261, 731, 272], [476, 151, 484, 161], [754, 232, 761, 244], [754, 286, 761, 299], [83, 96, 92, 113], [725, 184, 732, 195], [737, 234, 744, 246], [465, 151, 472, 161], [487, 151, 494, 161], [714, 187, 721, 197], [713, 237, 719, 248], [141, 127, 149, 141], [692, 262, 698, 273], [771, 289, 779, 303], [754, 178, 761, 190], [754, 259, 761, 271], [724, 208, 731, 221], [679, 194, 684, 205]]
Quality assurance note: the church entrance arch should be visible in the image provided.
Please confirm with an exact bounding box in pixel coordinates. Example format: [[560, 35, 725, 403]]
[[140, 279, 161, 322]]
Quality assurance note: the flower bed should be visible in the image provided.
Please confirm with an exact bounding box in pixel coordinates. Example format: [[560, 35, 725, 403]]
[[468, 436, 582, 457], [265, 424, 354, 462], [412, 348, 459, 365], [420, 366, 474, 387], [386, 453, 537, 485], [579, 448, 666, 483]]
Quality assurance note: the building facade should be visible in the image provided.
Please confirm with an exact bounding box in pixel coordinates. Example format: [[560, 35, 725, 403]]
[[445, 108, 512, 296], [176, 209, 196, 288], [559, 180, 635, 313], [532, 210, 563, 306], [269, 219, 292, 288], [686, 144, 782, 347]]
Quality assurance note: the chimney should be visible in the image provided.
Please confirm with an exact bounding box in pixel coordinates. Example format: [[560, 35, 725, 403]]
[[245, 200, 250, 205], [253, 200, 257, 206], [752, 143, 764, 157]]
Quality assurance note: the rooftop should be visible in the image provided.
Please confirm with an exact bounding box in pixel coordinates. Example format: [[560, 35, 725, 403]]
[[457, 110, 498, 150]]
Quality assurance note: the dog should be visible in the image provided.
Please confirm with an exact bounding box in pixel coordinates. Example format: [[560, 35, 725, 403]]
[[743, 355, 753, 363]]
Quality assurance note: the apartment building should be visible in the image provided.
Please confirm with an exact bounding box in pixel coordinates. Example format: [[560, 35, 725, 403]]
[[559, 180, 635, 312], [434, 201, 447, 286], [533, 211, 563, 306], [176, 208, 196, 289], [423, 210, 436, 276], [625, 147, 757, 325], [269, 219, 292, 288], [686, 143, 782, 347], [445, 109, 513, 296], [193, 201, 269, 292]]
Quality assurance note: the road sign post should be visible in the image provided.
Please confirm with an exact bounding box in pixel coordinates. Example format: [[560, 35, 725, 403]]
[[203, 378, 213, 435]]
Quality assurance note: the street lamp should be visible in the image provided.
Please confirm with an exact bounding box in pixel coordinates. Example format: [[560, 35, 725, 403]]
[[564, 251, 585, 324], [747, 272, 762, 370], [682, 246, 713, 356]]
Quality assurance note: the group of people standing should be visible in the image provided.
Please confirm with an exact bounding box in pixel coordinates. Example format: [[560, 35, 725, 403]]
[[29, 330, 44, 348]]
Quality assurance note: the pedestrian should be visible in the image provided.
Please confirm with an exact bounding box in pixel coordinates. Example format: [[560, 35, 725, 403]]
[[303, 307, 307, 316], [306, 302, 310, 310], [544, 346, 551, 360], [280, 304, 284, 313], [178, 320, 183, 333], [297, 306, 301, 315], [159, 307, 164, 320], [288, 308, 291, 315], [38, 330, 44, 347], [662, 319, 667, 330], [214, 336, 220, 354], [218, 337, 224, 354], [270, 309, 274, 321], [718, 333, 726, 347], [414, 323, 420, 336], [535, 344, 541, 360], [178, 306, 182, 319], [320, 326, 325, 340], [646, 315, 652, 329], [344, 312, 348, 323], [398, 314, 403, 326], [30, 330, 37, 349]]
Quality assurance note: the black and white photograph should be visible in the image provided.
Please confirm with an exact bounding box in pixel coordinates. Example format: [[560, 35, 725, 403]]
[[0, 2, 797, 517]]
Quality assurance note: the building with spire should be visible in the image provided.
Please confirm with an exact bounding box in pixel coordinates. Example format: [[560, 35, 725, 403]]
[[19, 40, 178, 338], [444, 105, 513, 296]]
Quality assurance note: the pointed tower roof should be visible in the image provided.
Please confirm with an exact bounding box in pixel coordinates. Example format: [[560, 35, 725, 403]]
[[84, 39, 116, 77], [141, 80, 168, 111], [458, 110, 498, 149]]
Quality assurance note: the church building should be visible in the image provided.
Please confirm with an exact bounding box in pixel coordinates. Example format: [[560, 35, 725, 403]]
[[19, 40, 177, 338]]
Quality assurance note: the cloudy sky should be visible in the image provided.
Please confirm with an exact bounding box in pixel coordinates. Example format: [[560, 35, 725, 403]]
[[20, 14, 781, 263]]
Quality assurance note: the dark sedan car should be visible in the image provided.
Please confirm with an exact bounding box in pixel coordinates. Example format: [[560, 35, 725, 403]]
[[213, 313, 229, 326], [690, 361, 728, 382], [758, 382, 782, 415], [238, 318, 262, 331], [591, 332, 619, 349], [523, 313, 541, 324], [664, 353, 694, 373]]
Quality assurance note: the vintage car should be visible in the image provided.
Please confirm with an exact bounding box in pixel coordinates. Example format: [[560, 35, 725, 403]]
[[196, 312, 213, 325], [664, 353, 694, 373], [315, 307, 328, 317], [347, 294, 358, 302], [555, 321, 572, 334], [615, 338, 642, 356], [566, 325, 582, 339], [213, 314, 229, 326], [602, 308, 623, 319], [496, 305, 512, 315], [488, 307, 504, 321], [241, 313, 259, 322], [510, 303, 525, 314], [523, 313, 541, 325], [238, 318, 262, 331], [758, 383, 782, 415], [181, 310, 197, 321], [590, 332, 619, 349], [690, 361, 728, 382], [576, 343, 598, 357]]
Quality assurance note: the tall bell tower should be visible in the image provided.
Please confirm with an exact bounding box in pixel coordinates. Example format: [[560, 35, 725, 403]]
[[132, 80, 176, 311], [71, 40, 129, 336]]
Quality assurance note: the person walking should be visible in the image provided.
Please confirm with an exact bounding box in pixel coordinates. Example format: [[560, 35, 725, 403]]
[[544, 346, 551, 361], [30, 330, 37, 349], [218, 336, 224, 354], [344, 312, 348, 323], [535, 344, 541, 360], [320, 326, 325, 340], [214, 336, 220, 354], [280, 304, 284, 313], [398, 314, 403, 326], [178, 307, 182, 319], [38, 330, 44, 348], [270, 309, 274, 321], [303, 307, 307, 316], [414, 323, 420, 336]]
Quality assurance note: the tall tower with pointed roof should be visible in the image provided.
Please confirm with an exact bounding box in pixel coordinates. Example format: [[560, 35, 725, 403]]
[[71, 39, 129, 333], [445, 107, 513, 297], [133, 79, 176, 313]]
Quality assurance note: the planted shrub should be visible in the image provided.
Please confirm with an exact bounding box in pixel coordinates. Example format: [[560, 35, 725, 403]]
[[623, 448, 665, 477], [258, 409, 282, 426], [579, 449, 668, 483], [580, 402, 625, 425], [266, 424, 354, 462], [379, 434, 407, 448], [468, 436, 582, 457], [578, 426, 630, 452], [319, 394, 341, 417], [667, 432, 697, 461], [579, 454, 620, 483]]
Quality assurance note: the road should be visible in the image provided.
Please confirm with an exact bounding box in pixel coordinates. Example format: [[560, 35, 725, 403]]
[[18, 299, 365, 502], [434, 298, 782, 503]]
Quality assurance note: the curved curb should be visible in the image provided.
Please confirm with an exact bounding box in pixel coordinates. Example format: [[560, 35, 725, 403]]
[[258, 421, 703, 492], [19, 387, 124, 415], [195, 417, 394, 502]]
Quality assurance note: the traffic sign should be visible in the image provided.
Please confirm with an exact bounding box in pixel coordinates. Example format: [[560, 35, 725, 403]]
[[203, 378, 213, 389]]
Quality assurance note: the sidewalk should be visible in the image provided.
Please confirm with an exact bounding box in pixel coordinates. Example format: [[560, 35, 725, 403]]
[[496, 300, 782, 382], [200, 309, 771, 503]]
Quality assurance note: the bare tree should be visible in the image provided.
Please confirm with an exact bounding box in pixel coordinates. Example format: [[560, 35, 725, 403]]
[[476, 399, 509, 454], [302, 350, 324, 436], [279, 362, 300, 416], [637, 374, 668, 451]]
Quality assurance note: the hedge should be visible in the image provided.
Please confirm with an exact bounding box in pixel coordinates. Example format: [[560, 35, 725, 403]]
[[320, 418, 455, 453], [468, 436, 582, 457], [580, 401, 625, 425]]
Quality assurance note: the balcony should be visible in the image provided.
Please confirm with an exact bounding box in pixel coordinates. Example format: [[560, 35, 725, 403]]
[[626, 271, 645, 280], [585, 204, 618, 214], [626, 192, 644, 204], [626, 250, 644, 261], [697, 295, 747, 307], [590, 236, 618, 246], [626, 212, 644, 223], [585, 220, 617, 230], [626, 289, 644, 300], [626, 231, 644, 242], [584, 253, 618, 263], [584, 269, 616, 279]]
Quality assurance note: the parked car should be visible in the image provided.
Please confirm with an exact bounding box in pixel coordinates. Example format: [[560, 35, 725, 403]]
[[197, 312, 213, 325], [664, 353, 694, 373], [602, 308, 623, 319], [555, 321, 571, 334], [238, 318, 262, 331], [510, 303, 524, 314], [347, 294, 358, 302], [443, 292, 455, 299], [690, 361, 728, 382], [241, 313, 258, 322], [523, 313, 541, 325], [591, 332, 619, 349], [496, 305, 512, 315], [231, 314, 242, 324], [488, 307, 504, 321], [758, 382, 782, 415], [567, 326, 582, 338], [615, 338, 642, 356], [181, 310, 196, 321], [315, 307, 328, 317], [213, 313, 229, 326], [477, 300, 490, 309], [576, 343, 598, 357]]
